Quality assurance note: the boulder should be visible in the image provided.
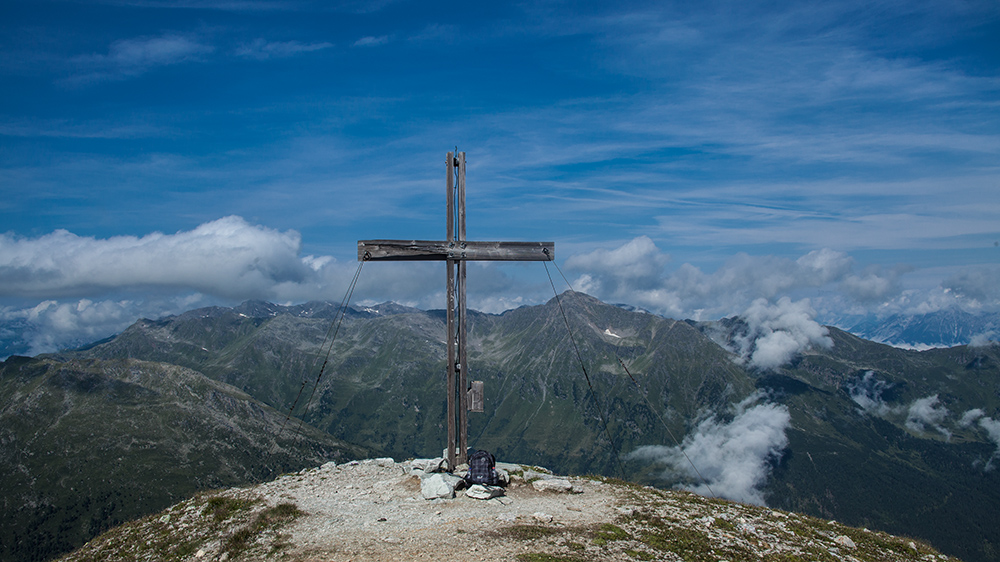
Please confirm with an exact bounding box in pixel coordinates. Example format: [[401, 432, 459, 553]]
[[421, 473, 464, 500], [532, 478, 575, 493]]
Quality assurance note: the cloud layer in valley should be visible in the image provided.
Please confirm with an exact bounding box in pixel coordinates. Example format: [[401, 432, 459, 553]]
[[628, 393, 791, 505]]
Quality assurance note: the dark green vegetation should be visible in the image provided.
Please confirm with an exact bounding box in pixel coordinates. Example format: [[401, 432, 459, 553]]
[[5, 293, 1000, 561], [0, 355, 366, 562]]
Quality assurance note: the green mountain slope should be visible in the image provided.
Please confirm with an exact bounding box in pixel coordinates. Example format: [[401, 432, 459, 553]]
[[0, 355, 368, 562], [751, 327, 1000, 562]]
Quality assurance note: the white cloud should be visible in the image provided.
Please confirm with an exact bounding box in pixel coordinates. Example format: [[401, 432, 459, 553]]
[[944, 266, 1000, 304], [959, 408, 985, 427], [1, 294, 215, 357], [979, 417, 1000, 471], [905, 394, 951, 439], [69, 34, 214, 82], [628, 393, 791, 506], [841, 265, 911, 302], [564, 236, 670, 295], [353, 35, 389, 47], [236, 38, 333, 60], [0, 216, 313, 300], [970, 332, 998, 347], [847, 371, 896, 416], [727, 297, 833, 370], [959, 409, 1000, 471], [565, 238, 905, 321], [0, 217, 564, 354]]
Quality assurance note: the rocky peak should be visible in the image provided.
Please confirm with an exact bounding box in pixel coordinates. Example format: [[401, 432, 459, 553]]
[[57, 458, 957, 562]]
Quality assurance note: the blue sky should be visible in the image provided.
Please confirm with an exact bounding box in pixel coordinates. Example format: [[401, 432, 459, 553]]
[[1, 0, 999, 355]]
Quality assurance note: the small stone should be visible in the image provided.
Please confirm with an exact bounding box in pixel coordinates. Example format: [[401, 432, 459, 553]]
[[533, 512, 553, 523], [835, 535, 857, 549], [195, 549, 205, 558], [495, 468, 510, 486], [159, 514, 170, 523], [466, 484, 505, 500]]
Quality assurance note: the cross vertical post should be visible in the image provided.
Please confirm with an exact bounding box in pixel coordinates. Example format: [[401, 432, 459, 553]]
[[445, 152, 457, 468], [359, 150, 554, 470]]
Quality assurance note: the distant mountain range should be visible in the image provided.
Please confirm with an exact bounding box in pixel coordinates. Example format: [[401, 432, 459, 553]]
[[3, 293, 1000, 562], [831, 308, 1000, 349], [2, 301, 999, 361]]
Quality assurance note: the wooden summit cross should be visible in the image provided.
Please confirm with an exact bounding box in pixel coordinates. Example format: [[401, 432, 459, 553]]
[[358, 151, 554, 468]]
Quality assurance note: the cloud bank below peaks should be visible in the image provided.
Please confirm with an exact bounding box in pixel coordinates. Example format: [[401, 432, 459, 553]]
[[628, 393, 791, 506]]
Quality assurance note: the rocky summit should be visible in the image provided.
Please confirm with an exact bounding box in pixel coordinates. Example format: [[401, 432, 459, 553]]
[[58, 458, 958, 562]]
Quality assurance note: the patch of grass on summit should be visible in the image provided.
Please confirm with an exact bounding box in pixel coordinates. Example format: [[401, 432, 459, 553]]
[[592, 523, 630, 546], [517, 554, 590, 562], [222, 502, 303, 558], [203, 495, 257, 522], [498, 524, 561, 541]]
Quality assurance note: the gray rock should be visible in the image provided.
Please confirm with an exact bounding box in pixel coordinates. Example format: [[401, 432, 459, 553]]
[[834, 535, 857, 549], [522, 469, 554, 482], [421, 473, 464, 500], [465, 485, 504, 500], [495, 468, 510, 486], [532, 478, 574, 493], [411, 457, 449, 474]]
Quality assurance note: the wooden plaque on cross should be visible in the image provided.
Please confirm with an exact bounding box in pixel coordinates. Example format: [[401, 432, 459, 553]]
[[358, 151, 554, 468]]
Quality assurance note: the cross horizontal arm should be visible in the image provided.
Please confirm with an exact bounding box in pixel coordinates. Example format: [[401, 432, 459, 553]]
[[358, 240, 554, 262]]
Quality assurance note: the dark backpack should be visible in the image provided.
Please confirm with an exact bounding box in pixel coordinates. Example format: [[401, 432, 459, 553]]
[[465, 450, 498, 486]]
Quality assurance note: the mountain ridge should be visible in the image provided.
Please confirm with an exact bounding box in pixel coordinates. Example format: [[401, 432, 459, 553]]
[[0, 355, 369, 562]]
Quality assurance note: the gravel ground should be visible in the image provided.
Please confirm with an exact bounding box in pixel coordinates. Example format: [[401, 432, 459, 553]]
[[59, 458, 961, 562], [255, 458, 627, 561]]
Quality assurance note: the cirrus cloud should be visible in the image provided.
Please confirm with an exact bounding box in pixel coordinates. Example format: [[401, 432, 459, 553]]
[[67, 34, 214, 83]]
